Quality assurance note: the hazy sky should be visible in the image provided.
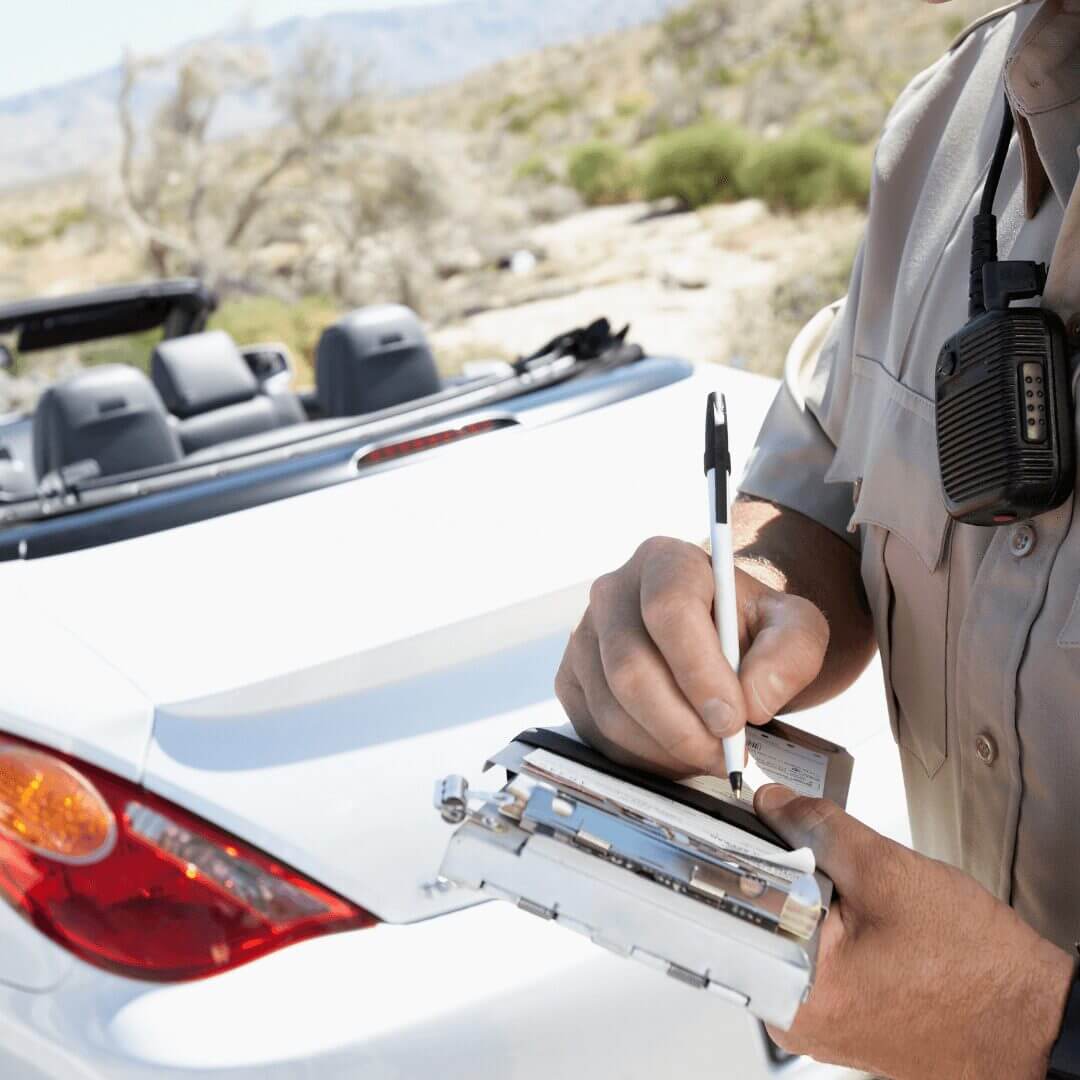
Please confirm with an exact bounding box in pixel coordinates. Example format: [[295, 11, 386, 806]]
[[1, 0, 442, 99]]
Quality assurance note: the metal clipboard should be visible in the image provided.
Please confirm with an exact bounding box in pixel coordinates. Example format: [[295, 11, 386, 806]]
[[434, 726, 850, 1030]]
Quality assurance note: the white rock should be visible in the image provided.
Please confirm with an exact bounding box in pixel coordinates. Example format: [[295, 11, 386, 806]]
[[660, 257, 710, 290]]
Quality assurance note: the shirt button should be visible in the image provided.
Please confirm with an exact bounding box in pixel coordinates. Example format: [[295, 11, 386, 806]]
[[975, 732, 998, 766], [1010, 524, 1036, 558]]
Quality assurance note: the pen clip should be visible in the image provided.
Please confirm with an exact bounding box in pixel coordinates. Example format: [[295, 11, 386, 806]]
[[704, 392, 731, 525]]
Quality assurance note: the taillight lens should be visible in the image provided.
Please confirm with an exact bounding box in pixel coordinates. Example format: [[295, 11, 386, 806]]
[[358, 418, 515, 467], [0, 735, 376, 982]]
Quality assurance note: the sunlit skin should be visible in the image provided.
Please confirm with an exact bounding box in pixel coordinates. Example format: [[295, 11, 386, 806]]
[[557, 4, 1078, 1056]]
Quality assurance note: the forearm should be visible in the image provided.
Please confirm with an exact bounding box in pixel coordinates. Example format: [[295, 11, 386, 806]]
[[732, 494, 875, 710]]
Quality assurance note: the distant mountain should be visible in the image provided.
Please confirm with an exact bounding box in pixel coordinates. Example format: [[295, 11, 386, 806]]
[[0, 0, 683, 188]]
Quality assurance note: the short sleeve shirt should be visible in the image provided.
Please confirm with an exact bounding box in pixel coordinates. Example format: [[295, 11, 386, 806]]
[[740, 0, 1080, 948]]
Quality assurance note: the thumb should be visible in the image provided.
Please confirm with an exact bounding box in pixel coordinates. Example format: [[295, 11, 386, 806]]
[[739, 589, 829, 728], [754, 784, 876, 892]]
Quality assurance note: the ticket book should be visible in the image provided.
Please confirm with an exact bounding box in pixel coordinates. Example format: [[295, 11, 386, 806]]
[[434, 722, 853, 1029]]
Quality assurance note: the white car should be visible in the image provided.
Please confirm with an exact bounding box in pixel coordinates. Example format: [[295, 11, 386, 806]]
[[0, 281, 907, 1078]]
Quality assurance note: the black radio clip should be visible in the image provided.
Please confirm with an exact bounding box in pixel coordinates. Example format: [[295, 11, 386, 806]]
[[935, 97, 1075, 527]]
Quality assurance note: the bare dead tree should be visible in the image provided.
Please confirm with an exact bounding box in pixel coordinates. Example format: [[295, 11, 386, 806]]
[[115, 36, 371, 286], [316, 145, 445, 309], [224, 40, 372, 249]]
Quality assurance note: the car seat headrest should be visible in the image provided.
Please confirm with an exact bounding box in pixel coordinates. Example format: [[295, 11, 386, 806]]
[[33, 364, 183, 479], [315, 305, 441, 418], [151, 330, 257, 419]]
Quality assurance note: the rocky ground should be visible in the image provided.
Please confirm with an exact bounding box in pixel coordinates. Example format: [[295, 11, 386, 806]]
[[0, 194, 864, 414], [431, 198, 864, 375]]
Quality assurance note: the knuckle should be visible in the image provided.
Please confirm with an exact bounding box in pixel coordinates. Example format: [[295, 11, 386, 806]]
[[553, 664, 576, 704], [636, 536, 678, 562], [786, 797, 842, 854], [788, 596, 830, 649], [588, 572, 618, 610]]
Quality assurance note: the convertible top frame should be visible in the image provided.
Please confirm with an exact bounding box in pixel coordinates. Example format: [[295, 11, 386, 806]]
[[0, 278, 218, 353]]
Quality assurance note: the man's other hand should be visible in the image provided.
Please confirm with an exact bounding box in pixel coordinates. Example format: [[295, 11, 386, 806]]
[[756, 785, 1074, 1079], [555, 537, 829, 777]]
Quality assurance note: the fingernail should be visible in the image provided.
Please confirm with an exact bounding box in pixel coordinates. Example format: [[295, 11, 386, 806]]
[[702, 698, 737, 737], [755, 784, 797, 817]]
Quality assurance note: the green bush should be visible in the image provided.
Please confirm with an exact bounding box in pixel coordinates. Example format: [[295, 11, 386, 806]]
[[736, 129, 871, 212], [567, 141, 638, 206], [514, 153, 558, 187], [642, 121, 750, 208]]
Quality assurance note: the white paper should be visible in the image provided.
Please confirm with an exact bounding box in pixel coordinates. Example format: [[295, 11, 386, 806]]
[[678, 728, 830, 805], [522, 749, 816, 879], [746, 727, 829, 799]]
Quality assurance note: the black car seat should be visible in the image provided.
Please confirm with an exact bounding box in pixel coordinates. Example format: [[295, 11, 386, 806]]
[[33, 364, 183, 479], [316, 305, 442, 418], [151, 330, 305, 454]]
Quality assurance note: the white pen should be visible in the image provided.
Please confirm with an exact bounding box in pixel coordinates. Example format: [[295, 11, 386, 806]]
[[705, 392, 745, 799]]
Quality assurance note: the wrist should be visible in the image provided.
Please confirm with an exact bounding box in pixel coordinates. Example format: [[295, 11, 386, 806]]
[[1014, 939, 1075, 1080]]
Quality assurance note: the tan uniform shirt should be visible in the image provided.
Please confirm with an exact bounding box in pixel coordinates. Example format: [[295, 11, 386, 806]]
[[740, 0, 1080, 948]]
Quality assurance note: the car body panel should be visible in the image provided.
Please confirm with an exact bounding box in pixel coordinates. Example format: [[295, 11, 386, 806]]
[[0, 564, 152, 779], [0, 898, 71, 994], [4, 366, 783, 922], [0, 357, 901, 1079], [0, 904, 865, 1080]]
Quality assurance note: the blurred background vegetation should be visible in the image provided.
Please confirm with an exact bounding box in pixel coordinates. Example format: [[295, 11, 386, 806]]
[[0, 0, 986, 410]]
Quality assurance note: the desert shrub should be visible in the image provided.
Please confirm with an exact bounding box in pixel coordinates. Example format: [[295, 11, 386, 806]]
[[736, 129, 871, 212], [505, 92, 576, 135], [514, 153, 558, 187], [642, 121, 750, 208], [567, 141, 638, 205], [49, 205, 90, 238], [0, 224, 40, 250], [615, 95, 647, 119]]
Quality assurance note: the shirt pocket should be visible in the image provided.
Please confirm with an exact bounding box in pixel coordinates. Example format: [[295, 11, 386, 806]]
[[825, 355, 953, 777]]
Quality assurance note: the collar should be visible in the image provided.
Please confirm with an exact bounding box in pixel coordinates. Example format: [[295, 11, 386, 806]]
[[1005, 0, 1080, 217]]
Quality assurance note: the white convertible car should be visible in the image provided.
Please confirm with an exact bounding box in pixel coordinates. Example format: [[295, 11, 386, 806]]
[[0, 281, 907, 1079]]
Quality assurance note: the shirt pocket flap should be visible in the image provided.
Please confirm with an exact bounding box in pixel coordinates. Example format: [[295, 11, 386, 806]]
[[825, 355, 951, 573]]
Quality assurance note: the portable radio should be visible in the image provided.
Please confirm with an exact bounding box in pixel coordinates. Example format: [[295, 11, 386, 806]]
[[934, 97, 1075, 526]]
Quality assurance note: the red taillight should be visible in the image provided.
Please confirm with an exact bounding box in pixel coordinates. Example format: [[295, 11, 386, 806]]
[[0, 734, 376, 982], [360, 418, 512, 467]]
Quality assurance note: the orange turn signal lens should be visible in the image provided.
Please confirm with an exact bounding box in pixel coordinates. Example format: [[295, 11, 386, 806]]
[[0, 745, 116, 864]]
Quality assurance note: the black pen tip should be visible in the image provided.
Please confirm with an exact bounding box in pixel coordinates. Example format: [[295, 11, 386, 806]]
[[729, 772, 743, 799]]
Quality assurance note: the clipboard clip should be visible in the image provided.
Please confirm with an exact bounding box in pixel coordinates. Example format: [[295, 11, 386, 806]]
[[434, 775, 526, 826]]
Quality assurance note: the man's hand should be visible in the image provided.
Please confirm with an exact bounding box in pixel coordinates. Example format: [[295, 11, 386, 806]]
[[755, 785, 1075, 1079], [555, 536, 830, 777]]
